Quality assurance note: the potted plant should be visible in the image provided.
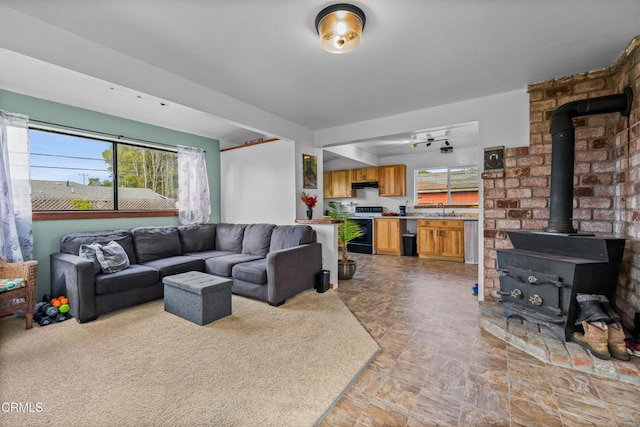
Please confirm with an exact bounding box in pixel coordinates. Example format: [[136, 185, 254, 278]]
[[326, 202, 364, 280]]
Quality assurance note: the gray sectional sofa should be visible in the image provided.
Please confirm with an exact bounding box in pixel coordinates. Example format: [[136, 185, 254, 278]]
[[50, 223, 322, 323]]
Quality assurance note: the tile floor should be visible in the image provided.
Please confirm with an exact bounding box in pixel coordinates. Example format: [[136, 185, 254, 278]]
[[321, 253, 640, 426]]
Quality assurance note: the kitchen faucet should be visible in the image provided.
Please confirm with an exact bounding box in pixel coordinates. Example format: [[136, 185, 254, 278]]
[[437, 202, 445, 217]]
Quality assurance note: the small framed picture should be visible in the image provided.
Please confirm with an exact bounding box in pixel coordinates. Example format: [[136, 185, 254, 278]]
[[302, 154, 318, 189]]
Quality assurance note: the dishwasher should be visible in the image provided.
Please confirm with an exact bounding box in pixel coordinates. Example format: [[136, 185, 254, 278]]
[[464, 220, 478, 264]]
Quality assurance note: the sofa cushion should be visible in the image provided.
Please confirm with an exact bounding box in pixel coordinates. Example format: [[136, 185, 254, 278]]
[[269, 225, 315, 251], [140, 256, 204, 278], [60, 230, 137, 264], [95, 264, 159, 295], [177, 224, 216, 253], [242, 224, 276, 257], [131, 227, 181, 263], [215, 223, 246, 253], [183, 250, 236, 261], [232, 259, 267, 285], [205, 254, 263, 277]]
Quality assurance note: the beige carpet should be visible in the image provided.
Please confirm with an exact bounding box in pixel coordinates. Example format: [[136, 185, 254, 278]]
[[0, 290, 379, 427]]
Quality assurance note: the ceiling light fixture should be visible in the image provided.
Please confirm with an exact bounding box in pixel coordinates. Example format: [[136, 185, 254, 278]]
[[315, 3, 366, 54]]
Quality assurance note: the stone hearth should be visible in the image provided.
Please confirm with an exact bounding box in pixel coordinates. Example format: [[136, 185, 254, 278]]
[[479, 301, 640, 385]]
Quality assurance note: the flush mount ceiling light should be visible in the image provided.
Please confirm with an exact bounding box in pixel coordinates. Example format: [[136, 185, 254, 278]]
[[315, 3, 366, 54]]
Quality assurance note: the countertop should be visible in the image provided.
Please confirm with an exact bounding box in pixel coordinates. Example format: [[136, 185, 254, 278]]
[[372, 216, 478, 221], [295, 219, 343, 224], [303, 217, 479, 222]]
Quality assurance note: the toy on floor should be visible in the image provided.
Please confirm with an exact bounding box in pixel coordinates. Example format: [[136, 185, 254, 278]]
[[33, 294, 72, 326]]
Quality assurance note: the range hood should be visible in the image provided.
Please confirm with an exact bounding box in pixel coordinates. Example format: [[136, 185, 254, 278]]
[[352, 181, 378, 189]]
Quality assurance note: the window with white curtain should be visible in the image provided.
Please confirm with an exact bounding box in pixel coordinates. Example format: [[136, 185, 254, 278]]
[[1, 111, 33, 261]]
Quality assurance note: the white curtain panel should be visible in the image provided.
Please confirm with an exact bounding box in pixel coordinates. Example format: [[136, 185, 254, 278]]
[[177, 146, 211, 225], [0, 110, 33, 261]]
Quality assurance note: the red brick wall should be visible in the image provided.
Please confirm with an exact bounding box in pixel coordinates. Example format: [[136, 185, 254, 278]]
[[482, 36, 640, 330]]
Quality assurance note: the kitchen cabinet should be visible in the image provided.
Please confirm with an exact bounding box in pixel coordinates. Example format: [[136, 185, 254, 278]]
[[375, 218, 407, 256], [417, 219, 464, 262], [323, 171, 332, 198], [351, 166, 379, 183], [378, 164, 406, 197], [324, 169, 354, 198]]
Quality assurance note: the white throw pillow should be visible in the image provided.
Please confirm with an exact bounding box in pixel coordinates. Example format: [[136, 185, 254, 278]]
[[79, 243, 103, 274], [95, 241, 130, 274]]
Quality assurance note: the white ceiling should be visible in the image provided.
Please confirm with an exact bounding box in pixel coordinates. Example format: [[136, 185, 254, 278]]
[[0, 0, 638, 159]]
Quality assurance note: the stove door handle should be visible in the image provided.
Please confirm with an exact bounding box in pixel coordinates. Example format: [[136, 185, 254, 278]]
[[547, 279, 565, 287], [502, 265, 566, 287], [545, 306, 564, 316]]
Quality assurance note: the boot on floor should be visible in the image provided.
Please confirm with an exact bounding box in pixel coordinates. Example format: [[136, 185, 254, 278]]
[[574, 294, 610, 325], [608, 322, 631, 361], [572, 321, 611, 360], [593, 294, 621, 324]]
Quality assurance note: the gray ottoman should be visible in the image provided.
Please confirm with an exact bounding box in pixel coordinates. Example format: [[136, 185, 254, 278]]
[[163, 271, 232, 325]]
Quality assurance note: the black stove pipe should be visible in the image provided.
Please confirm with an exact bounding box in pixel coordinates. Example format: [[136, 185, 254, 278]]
[[544, 87, 633, 234]]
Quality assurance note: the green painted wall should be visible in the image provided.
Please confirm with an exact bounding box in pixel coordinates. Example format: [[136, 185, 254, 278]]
[[0, 90, 221, 299]]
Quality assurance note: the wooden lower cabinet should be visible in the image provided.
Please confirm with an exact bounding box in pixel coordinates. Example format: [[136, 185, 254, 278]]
[[417, 220, 464, 262], [375, 218, 407, 256]]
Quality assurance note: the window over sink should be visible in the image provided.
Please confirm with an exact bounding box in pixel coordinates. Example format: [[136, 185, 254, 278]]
[[414, 165, 479, 205]]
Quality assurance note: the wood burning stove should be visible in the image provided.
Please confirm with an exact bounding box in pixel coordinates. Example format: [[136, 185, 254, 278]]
[[497, 231, 625, 341], [496, 88, 632, 342]]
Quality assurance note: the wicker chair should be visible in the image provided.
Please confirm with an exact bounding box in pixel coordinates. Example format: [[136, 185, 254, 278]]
[[0, 258, 38, 329]]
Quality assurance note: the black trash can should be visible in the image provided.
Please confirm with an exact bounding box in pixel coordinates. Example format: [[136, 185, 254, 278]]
[[315, 270, 330, 293], [402, 233, 417, 256]]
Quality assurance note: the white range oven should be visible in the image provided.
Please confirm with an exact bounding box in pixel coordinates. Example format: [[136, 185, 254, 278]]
[[347, 206, 383, 254]]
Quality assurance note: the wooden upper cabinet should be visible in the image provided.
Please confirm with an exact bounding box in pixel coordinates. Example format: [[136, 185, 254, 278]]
[[324, 169, 354, 198], [351, 166, 379, 183], [323, 171, 333, 198], [378, 164, 406, 197]]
